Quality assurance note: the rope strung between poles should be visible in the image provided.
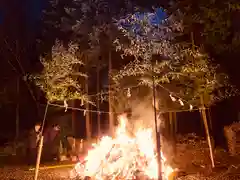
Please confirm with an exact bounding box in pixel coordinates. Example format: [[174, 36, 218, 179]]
[[84, 83, 195, 111], [40, 102, 206, 114]]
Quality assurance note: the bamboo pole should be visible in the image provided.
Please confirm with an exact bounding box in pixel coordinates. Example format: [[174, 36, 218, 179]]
[[152, 61, 162, 180], [34, 103, 49, 180], [34, 135, 44, 180], [200, 95, 215, 168], [190, 32, 214, 165]]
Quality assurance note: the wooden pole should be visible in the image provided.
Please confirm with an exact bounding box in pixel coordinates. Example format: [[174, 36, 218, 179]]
[[34, 135, 44, 180], [200, 95, 215, 168], [152, 61, 162, 180], [108, 51, 114, 136], [34, 103, 49, 180], [190, 31, 214, 167]]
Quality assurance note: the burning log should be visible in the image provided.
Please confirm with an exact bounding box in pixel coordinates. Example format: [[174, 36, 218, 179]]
[[70, 115, 176, 180]]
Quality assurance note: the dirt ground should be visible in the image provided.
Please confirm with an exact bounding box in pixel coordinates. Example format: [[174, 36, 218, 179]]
[[174, 134, 240, 180], [0, 166, 73, 180], [1, 133, 240, 180]]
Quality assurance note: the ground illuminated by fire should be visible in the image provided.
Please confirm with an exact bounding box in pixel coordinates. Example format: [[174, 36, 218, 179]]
[[70, 115, 174, 180]]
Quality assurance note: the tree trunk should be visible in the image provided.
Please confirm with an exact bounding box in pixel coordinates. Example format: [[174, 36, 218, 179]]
[[173, 112, 177, 134], [108, 51, 114, 136], [72, 100, 76, 137], [16, 77, 19, 141], [97, 58, 101, 137], [14, 77, 20, 155], [84, 55, 90, 141], [169, 112, 177, 155], [169, 112, 173, 136], [207, 108, 213, 131], [85, 76, 91, 141]]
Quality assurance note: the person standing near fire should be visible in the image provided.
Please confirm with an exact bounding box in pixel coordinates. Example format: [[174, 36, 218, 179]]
[[42, 124, 61, 161], [27, 123, 41, 164]]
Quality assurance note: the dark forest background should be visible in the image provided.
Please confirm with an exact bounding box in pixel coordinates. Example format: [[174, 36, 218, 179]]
[[0, 0, 239, 147]]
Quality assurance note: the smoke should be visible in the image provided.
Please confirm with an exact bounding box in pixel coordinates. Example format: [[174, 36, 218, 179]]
[[123, 93, 165, 132], [131, 97, 156, 130], [122, 94, 174, 165]]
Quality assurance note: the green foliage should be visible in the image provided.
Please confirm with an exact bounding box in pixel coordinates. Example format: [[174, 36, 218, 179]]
[[30, 41, 90, 103], [172, 0, 240, 54], [112, 47, 237, 107], [114, 10, 183, 61], [112, 8, 237, 108], [36, 0, 135, 105], [39, 0, 136, 65]]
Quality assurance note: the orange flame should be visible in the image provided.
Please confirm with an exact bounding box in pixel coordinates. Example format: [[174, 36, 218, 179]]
[[71, 114, 174, 180]]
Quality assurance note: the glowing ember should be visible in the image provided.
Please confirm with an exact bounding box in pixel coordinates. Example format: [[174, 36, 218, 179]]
[[70, 115, 174, 180]]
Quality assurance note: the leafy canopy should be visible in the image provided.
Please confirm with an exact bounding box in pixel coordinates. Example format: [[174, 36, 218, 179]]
[[112, 8, 237, 108], [171, 0, 240, 54], [30, 41, 89, 103], [114, 8, 183, 60]]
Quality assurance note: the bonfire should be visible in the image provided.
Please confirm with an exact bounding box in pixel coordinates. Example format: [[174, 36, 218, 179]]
[[70, 114, 175, 180]]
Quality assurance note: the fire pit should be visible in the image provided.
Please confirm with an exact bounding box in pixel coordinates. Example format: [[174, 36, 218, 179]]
[[70, 115, 176, 180]]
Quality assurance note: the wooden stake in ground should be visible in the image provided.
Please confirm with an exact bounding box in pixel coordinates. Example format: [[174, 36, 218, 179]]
[[34, 135, 44, 180], [34, 103, 49, 180], [200, 95, 215, 168]]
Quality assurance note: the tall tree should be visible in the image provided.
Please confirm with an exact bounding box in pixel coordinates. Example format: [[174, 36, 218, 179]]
[[112, 8, 237, 110], [168, 0, 240, 89], [39, 0, 138, 135], [170, 0, 240, 54], [30, 40, 90, 103]]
